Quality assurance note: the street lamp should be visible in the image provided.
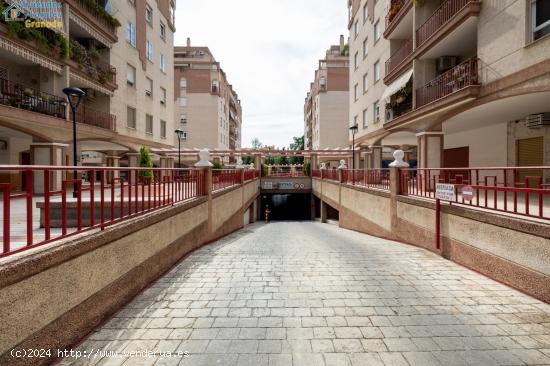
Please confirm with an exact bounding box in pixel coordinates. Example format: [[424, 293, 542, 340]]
[[349, 123, 359, 170], [174, 129, 185, 169], [63, 87, 85, 198]]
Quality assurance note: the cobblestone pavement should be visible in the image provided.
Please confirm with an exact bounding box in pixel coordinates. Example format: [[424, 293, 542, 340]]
[[61, 222, 550, 366]]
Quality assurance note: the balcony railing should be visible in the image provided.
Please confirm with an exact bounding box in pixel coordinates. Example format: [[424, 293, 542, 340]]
[[385, 39, 413, 77], [69, 40, 117, 86], [416, 0, 471, 47], [385, 0, 411, 30], [69, 0, 120, 36], [416, 58, 479, 108], [386, 98, 413, 122], [0, 78, 66, 119], [75, 106, 116, 131]]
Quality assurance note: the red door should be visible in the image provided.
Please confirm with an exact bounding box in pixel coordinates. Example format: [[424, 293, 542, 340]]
[[443, 147, 470, 184]]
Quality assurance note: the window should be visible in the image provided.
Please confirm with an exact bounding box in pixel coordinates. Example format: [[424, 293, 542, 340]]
[[373, 101, 380, 123], [126, 21, 136, 47], [212, 79, 219, 93], [354, 21, 359, 38], [319, 77, 326, 89], [180, 114, 187, 124], [160, 53, 166, 72], [353, 116, 358, 131], [145, 77, 153, 96], [180, 78, 187, 89], [363, 73, 368, 93], [127, 107, 136, 128], [160, 22, 166, 40], [146, 114, 153, 134], [179, 97, 187, 107], [146, 40, 153, 62], [374, 20, 381, 42], [170, 0, 175, 24], [160, 87, 166, 105], [145, 4, 153, 24], [126, 64, 136, 86], [354, 83, 359, 101], [354, 52, 359, 69], [532, 0, 550, 41], [363, 3, 368, 23], [362, 109, 368, 128], [374, 61, 381, 82], [160, 120, 166, 138], [362, 37, 368, 58]]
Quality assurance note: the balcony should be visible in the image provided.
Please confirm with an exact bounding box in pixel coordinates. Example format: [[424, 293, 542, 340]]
[[66, 0, 120, 40], [0, 78, 66, 119], [415, 0, 481, 57], [384, 39, 413, 83], [68, 40, 117, 89], [384, 0, 413, 39], [416, 58, 479, 108], [0, 23, 70, 62], [75, 105, 116, 131]]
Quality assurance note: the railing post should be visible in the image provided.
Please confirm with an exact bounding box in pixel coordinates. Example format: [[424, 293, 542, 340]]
[[205, 167, 213, 236], [389, 167, 402, 237]]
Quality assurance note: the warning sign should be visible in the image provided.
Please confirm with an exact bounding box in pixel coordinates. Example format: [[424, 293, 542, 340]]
[[435, 183, 456, 201], [462, 185, 474, 202]]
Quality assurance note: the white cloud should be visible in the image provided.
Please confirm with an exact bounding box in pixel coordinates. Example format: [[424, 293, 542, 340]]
[[174, 0, 348, 148]]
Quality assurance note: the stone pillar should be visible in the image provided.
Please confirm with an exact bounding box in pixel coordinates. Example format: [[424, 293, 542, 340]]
[[320, 201, 328, 223], [369, 146, 383, 169], [310, 153, 318, 169], [105, 155, 121, 184], [30, 143, 68, 194], [205, 167, 213, 235], [159, 156, 174, 181], [416, 132, 444, 169], [254, 154, 261, 170], [127, 152, 140, 183]]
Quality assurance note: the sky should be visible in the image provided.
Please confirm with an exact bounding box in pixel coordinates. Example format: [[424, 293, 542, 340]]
[[174, 0, 348, 148]]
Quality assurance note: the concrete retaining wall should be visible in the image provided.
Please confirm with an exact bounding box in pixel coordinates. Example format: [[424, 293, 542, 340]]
[[0, 177, 260, 365], [313, 176, 550, 303]]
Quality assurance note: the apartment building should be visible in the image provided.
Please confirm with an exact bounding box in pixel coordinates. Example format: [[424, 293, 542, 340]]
[[349, 0, 550, 180], [304, 35, 350, 165], [174, 39, 242, 165], [0, 0, 176, 191]]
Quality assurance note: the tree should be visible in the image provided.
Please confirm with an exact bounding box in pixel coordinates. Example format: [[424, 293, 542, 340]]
[[289, 135, 305, 165], [251, 138, 262, 150], [139, 146, 153, 181]]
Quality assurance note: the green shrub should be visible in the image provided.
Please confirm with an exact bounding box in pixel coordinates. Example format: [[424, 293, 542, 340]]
[[139, 146, 154, 181], [302, 162, 311, 177], [212, 162, 223, 170]]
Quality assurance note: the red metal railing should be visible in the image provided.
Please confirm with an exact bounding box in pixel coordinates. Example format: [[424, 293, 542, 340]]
[[0, 78, 66, 119], [416, 0, 471, 47], [385, 39, 413, 76], [244, 170, 260, 181], [322, 169, 340, 182], [416, 58, 478, 108], [212, 169, 241, 191], [400, 167, 550, 220], [386, 0, 411, 29], [0, 166, 207, 258], [343, 169, 391, 191], [75, 105, 117, 131], [265, 166, 306, 178], [312, 170, 321, 178]]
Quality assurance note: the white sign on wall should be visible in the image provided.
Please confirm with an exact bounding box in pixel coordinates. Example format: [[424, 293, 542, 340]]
[[435, 183, 456, 201]]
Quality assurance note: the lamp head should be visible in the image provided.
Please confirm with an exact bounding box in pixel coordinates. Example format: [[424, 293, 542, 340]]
[[174, 128, 184, 140], [349, 123, 359, 134], [62, 87, 85, 109]]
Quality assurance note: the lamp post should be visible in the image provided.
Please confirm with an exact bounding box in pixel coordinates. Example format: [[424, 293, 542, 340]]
[[174, 129, 185, 170], [63, 87, 85, 198], [349, 123, 359, 170]]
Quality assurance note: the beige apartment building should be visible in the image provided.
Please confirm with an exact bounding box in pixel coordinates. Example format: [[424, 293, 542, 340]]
[[304, 36, 350, 166], [0, 0, 176, 191], [174, 40, 242, 165], [348, 0, 550, 179]]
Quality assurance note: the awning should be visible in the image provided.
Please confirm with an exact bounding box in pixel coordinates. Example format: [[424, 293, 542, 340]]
[[381, 69, 413, 100]]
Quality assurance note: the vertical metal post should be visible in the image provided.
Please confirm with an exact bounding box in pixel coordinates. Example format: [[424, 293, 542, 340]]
[[435, 198, 441, 250]]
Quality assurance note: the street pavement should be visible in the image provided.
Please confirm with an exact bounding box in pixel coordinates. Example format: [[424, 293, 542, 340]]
[[60, 221, 550, 366]]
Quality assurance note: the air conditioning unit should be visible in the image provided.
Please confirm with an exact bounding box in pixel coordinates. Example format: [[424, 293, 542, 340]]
[[437, 56, 458, 73], [526, 113, 550, 129], [83, 88, 97, 100], [145, 90, 151, 96], [182, 132, 188, 140], [180, 116, 187, 124]]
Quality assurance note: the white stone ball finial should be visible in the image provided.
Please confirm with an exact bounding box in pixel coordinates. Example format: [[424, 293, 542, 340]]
[[338, 159, 348, 170], [236, 157, 244, 169], [195, 148, 213, 167], [320, 162, 327, 170], [249, 163, 255, 170], [389, 149, 410, 168]]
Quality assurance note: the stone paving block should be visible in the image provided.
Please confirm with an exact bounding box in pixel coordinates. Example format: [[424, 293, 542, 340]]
[[268, 354, 292, 366], [348, 353, 384, 366], [311, 339, 334, 353], [292, 353, 324, 366], [333, 339, 364, 353]]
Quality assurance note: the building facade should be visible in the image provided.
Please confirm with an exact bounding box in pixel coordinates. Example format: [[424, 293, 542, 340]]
[[174, 40, 242, 165], [304, 35, 350, 160], [0, 0, 176, 191], [348, 0, 550, 181]]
